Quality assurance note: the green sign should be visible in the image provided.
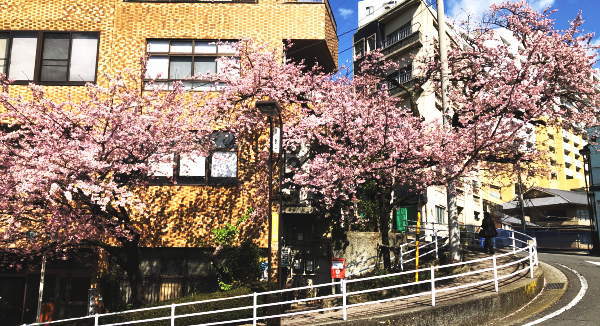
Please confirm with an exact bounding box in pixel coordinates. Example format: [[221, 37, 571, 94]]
[[395, 208, 408, 232]]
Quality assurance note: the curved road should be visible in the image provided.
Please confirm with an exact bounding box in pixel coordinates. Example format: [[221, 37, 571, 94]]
[[522, 252, 600, 325]]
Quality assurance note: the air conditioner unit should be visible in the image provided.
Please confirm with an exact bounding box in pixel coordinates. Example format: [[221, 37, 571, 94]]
[[384, 1, 397, 9]]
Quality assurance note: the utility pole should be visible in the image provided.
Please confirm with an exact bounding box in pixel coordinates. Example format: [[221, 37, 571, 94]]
[[436, 0, 461, 262]]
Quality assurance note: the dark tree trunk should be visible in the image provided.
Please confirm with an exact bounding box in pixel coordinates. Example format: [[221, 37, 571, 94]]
[[123, 241, 144, 307], [378, 191, 392, 270]]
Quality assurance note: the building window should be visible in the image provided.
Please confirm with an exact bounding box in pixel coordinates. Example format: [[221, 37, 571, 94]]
[[145, 39, 238, 91], [366, 34, 376, 53], [148, 132, 237, 185], [0, 31, 99, 84], [435, 205, 446, 224], [353, 38, 365, 59], [550, 172, 558, 180]]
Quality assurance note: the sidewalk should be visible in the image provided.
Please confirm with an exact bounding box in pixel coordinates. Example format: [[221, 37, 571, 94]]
[[280, 250, 536, 326]]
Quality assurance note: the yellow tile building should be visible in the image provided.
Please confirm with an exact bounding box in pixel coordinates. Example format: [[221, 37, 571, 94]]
[[0, 0, 338, 320], [0, 0, 337, 247]]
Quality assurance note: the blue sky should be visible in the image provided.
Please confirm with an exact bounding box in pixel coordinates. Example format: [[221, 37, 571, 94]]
[[329, 0, 600, 69]]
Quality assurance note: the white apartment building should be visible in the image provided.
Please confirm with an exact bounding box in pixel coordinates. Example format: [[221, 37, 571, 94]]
[[353, 0, 485, 233]]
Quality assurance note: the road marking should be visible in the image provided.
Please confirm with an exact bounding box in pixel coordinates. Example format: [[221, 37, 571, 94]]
[[586, 261, 600, 266], [522, 264, 588, 326]]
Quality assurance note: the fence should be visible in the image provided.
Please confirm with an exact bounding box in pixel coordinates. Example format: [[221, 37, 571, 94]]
[[25, 230, 537, 326]]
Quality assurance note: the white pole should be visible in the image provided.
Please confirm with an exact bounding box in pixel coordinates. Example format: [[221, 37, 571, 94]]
[[94, 314, 99, 326], [430, 266, 436, 307], [341, 279, 348, 321], [400, 245, 404, 271], [437, 0, 460, 263], [170, 304, 175, 326], [512, 231, 516, 253], [529, 246, 534, 279], [492, 255, 499, 293], [35, 255, 46, 323], [253, 292, 258, 326], [435, 231, 439, 260]]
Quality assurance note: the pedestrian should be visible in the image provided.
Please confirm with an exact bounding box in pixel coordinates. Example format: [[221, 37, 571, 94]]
[[479, 212, 498, 254]]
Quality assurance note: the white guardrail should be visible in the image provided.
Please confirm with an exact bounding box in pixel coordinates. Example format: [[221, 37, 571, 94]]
[[25, 230, 538, 326]]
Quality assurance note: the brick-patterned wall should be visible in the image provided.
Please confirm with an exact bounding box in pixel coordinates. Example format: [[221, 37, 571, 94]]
[[0, 0, 338, 248]]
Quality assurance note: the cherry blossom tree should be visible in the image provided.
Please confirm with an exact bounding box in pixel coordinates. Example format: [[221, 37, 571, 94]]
[[415, 0, 600, 260], [0, 71, 225, 305]]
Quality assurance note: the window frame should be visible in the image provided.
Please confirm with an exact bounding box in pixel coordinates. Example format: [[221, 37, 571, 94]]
[[149, 150, 239, 186], [435, 205, 446, 224], [353, 38, 365, 60], [144, 38, 238, 91], [0, 30, 100, 86], [148, 132, 239, 186], [366, 34, 376, 53]]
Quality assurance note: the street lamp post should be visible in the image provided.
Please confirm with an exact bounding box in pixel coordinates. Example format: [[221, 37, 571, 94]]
[[256, 101, 283, 326], [256, 101, 283, 282]]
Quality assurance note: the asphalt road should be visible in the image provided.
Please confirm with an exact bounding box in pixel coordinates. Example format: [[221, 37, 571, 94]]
[[521, 251, 600, 325]]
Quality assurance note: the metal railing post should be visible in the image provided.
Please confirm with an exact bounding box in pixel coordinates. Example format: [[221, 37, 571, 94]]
[[492, 255, 499, 293], [400, 245, 404, 271], [252, 292, 258, 326], [341, 279, 348, 321], [170, 304, 175, 326], [430, 266, 436, 307], [529, 245, 534, 279], [512, 231, 516, 253], [94, 314, 99, 326], [434, 231, 439, 260]]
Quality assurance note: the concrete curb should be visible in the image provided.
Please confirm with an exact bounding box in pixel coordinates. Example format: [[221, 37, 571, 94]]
[[313, 267, 544, 326], [496, 262, 569, 325]]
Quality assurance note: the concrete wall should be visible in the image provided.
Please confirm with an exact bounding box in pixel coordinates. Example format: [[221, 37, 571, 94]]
[[332, 232, 407, 276]]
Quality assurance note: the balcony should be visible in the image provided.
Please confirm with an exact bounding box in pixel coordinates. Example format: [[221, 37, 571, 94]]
[[388, 67, 414, 95], [382, 23, 422, 57]]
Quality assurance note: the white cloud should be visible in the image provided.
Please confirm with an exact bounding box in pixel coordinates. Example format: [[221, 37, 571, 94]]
[[587, 38, 600, 60], [448, 0, 556, 24], [338, 7, 354, 19]]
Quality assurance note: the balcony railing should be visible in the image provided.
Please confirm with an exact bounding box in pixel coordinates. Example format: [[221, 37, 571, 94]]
[[382, 22, 422, 56], [388, 68, 414, 93]]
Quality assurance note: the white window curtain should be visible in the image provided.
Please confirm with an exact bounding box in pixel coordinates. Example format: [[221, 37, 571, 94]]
[[179, 153, 206, 177], [211, 152, 237, 178], [146, 56, 169, 79], [148, 154, 174, 177], [8, 33, 37, 81], [147, 40, 170, 53], [0, 37, 8, 73], [69, 33, 99, 81]]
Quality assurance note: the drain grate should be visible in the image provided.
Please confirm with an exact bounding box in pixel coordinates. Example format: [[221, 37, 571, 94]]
[[546, 282, 565, 290]]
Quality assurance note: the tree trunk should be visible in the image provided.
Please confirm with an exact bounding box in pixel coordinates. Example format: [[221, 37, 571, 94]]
[[123, 242, 145, 307], [379, 214, 392, 269], [447, 181, 462, 262], [378, 191, 392, 270]]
